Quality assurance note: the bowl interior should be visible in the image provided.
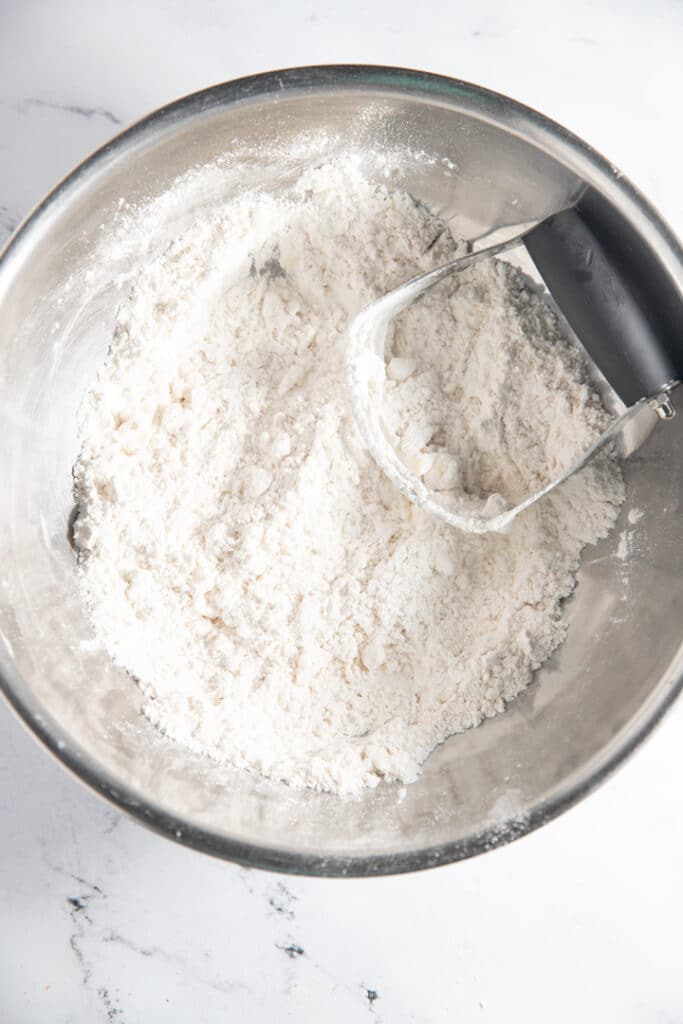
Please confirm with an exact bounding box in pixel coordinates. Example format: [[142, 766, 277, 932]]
[[0, 70, 681, 874]]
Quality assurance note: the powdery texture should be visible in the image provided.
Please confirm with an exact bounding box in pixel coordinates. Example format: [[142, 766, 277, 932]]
[[73, 160, 625, 795]]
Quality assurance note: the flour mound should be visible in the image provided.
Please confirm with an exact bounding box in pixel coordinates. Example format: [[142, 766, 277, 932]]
[[73, 158, 624, 795]]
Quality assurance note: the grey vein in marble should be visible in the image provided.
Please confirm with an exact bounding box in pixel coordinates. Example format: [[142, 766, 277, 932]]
[[366, 987, 380, 1010], [239, 868, 389, 1017], [96, 985, 124, 1023], [65, 874, 120, 1021], [267, 880, 298, 920], [0, 203, 19, 243], [101, 928, 247, 996], [102, 809, 123, 836], [48, 859, 252, 1019], [277, 942, 306, 959], [6, 96, 122, 126]]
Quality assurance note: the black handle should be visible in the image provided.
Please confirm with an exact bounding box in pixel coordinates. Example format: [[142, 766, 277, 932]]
[[524, 189, 683, 407]]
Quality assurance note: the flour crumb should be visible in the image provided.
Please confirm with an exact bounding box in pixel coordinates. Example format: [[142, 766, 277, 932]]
[[617, 528, 633, 561], [73, 156, 624, 795]]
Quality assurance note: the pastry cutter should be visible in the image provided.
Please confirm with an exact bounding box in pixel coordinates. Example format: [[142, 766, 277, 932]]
[[345, 187, 682, 532]]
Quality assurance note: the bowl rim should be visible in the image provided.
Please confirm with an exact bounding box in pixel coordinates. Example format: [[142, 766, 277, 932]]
[[1, 63, 682, 877]]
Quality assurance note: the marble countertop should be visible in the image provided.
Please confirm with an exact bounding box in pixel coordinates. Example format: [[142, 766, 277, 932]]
[[1, 2, 682, 1021]]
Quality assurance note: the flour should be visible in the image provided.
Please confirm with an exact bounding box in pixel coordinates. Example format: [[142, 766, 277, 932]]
[[73, 157, 625, 795]]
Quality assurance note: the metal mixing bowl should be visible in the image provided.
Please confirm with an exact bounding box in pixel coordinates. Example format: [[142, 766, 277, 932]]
[[1, 66, 681, 876]]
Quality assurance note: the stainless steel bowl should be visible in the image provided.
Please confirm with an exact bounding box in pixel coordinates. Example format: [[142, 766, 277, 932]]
[[1, 66, 681, 876]]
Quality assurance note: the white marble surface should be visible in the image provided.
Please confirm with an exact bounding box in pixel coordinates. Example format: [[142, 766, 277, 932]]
[[1, 2, 682, 1021]]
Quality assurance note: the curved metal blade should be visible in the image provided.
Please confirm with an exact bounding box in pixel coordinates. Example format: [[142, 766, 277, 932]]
[[345, 251, 677, 534]]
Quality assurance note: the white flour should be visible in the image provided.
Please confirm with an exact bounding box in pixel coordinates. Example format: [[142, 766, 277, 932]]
[[73, 158, 624, 795]]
